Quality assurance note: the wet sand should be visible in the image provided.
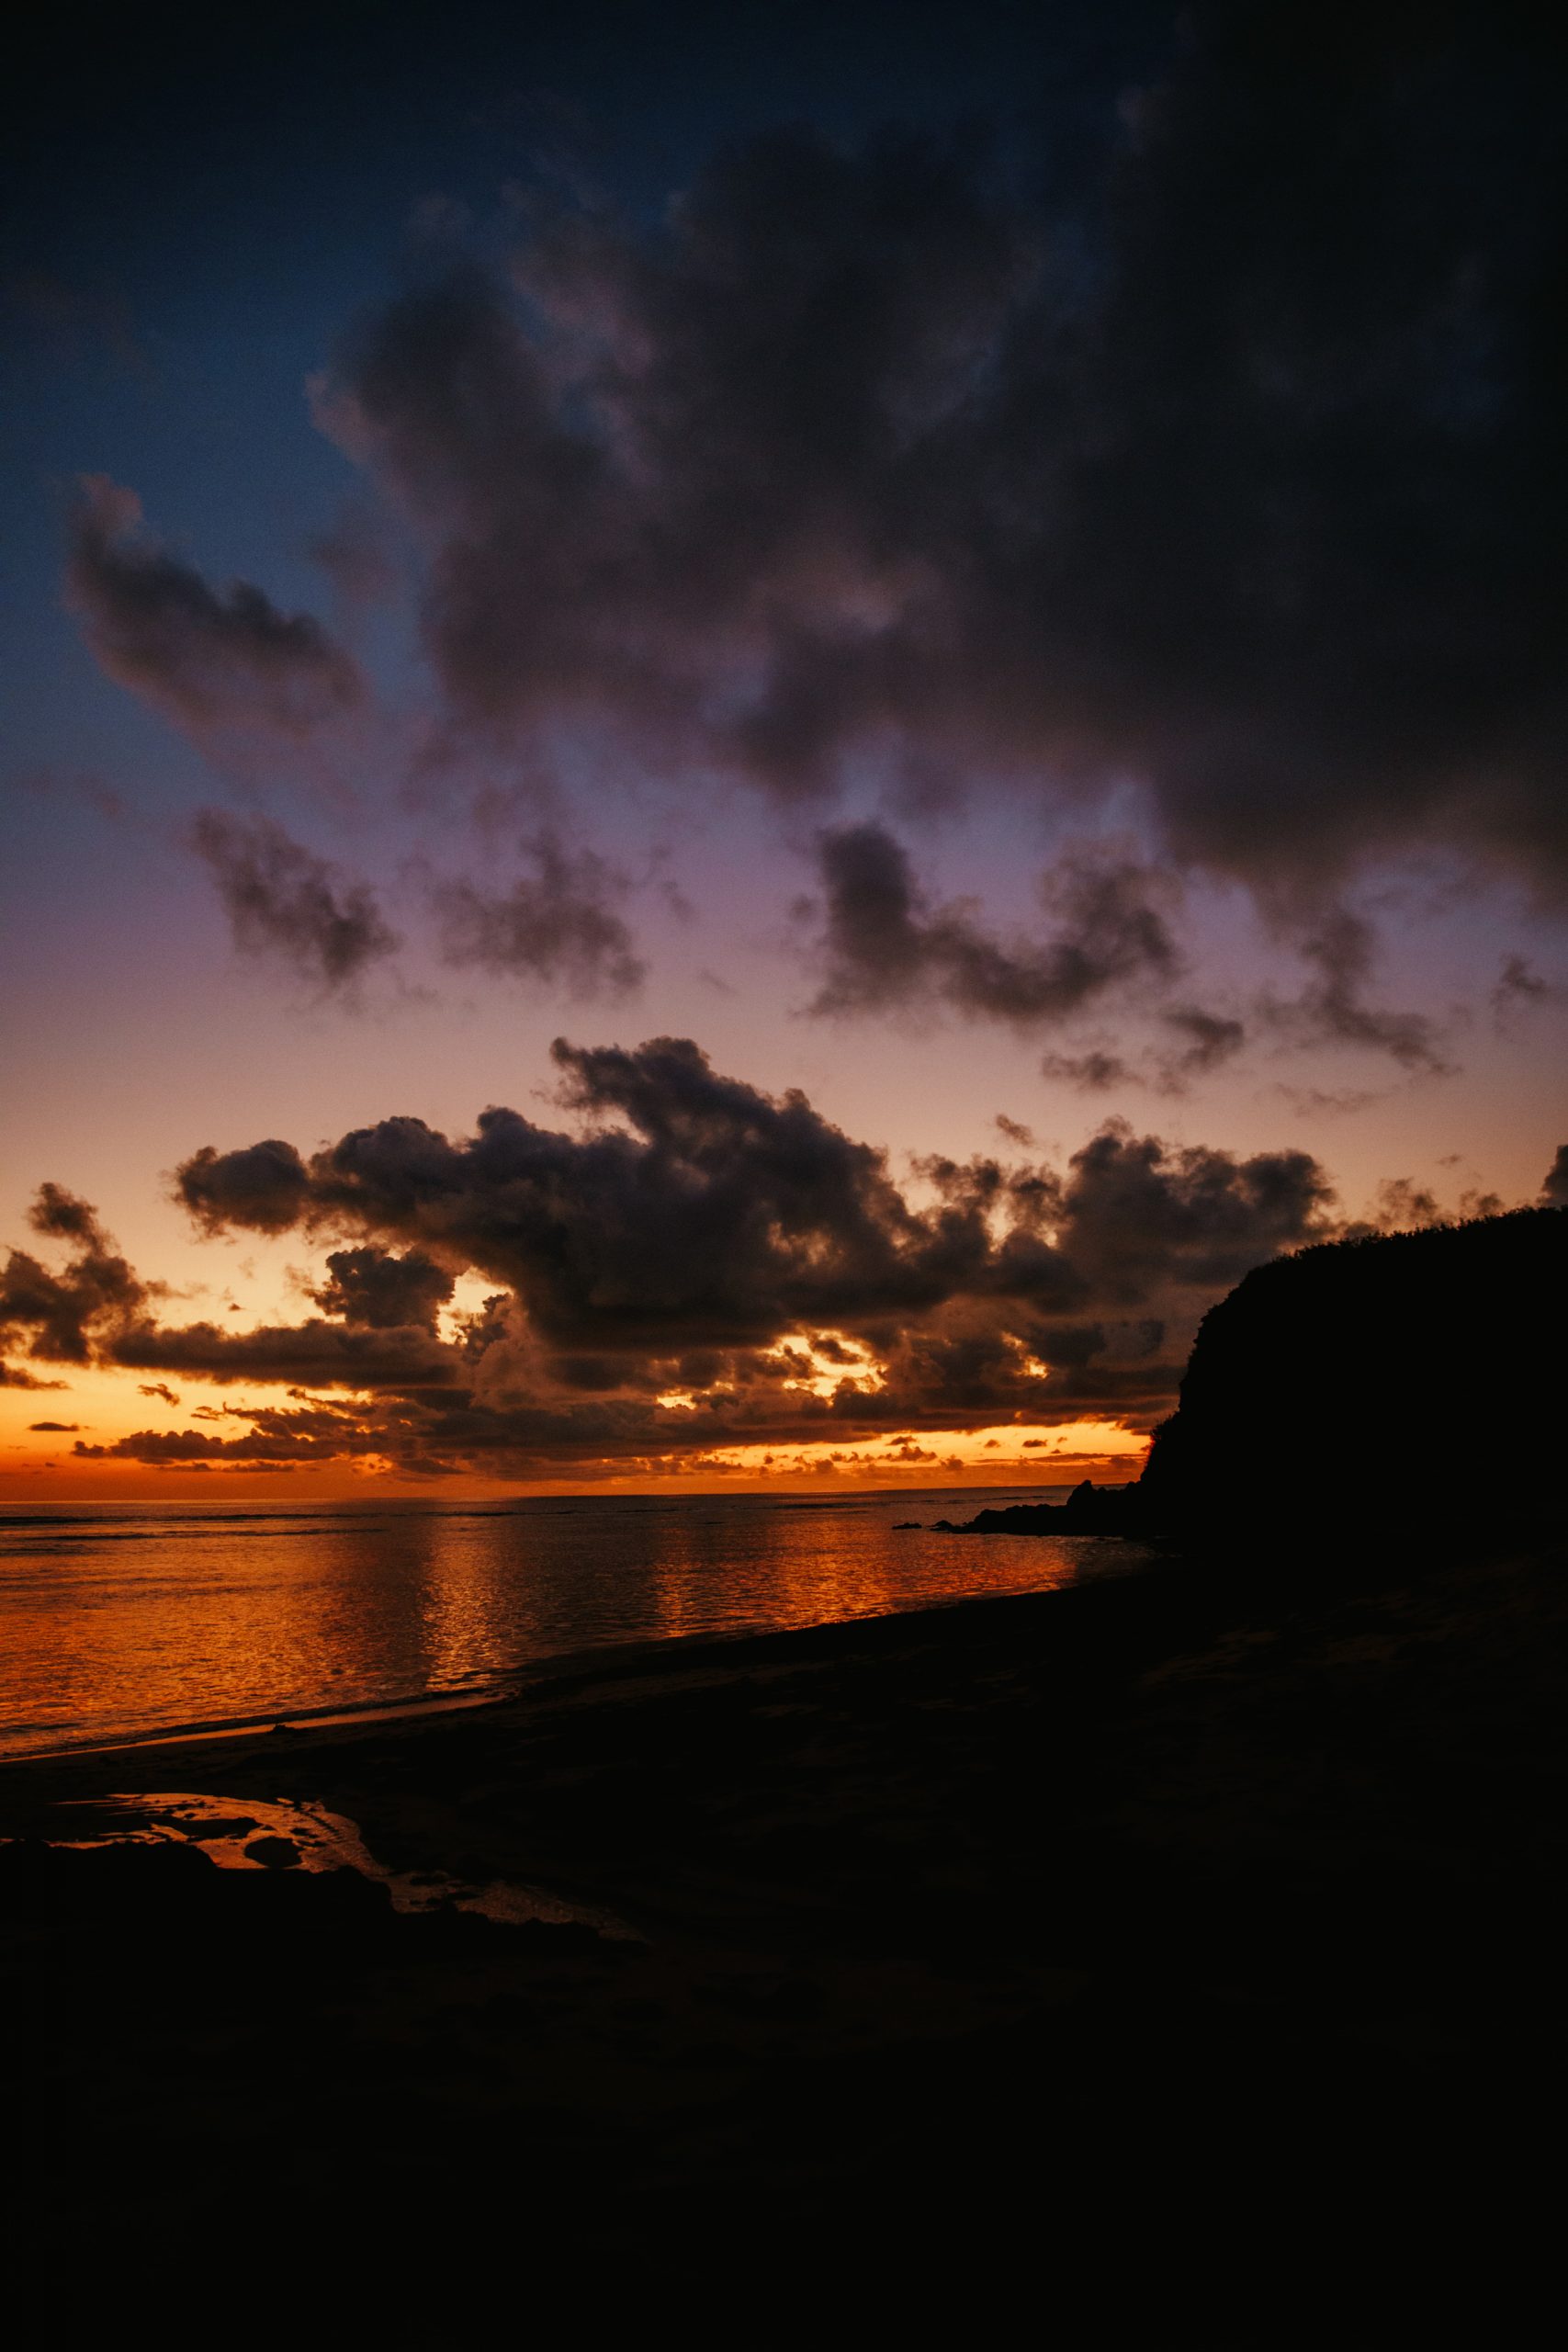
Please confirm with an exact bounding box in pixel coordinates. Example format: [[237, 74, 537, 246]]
[[6, 1538, 1566, 2299]]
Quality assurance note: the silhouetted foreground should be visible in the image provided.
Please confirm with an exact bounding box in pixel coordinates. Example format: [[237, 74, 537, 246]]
[[930, 1476, 1134, 1533], [6, 1532, 1567, 2303], [1142, 1205, 1566, 1540], [936, 1207, 1568, 1544], [6, 1209, 1566, 2302]]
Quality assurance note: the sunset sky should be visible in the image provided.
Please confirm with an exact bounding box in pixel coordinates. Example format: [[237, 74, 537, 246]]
[[4, 0, 1565, 1497]]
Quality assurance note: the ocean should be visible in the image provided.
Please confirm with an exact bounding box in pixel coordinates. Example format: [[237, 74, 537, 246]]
[[0, 1487, 1152, 1758]]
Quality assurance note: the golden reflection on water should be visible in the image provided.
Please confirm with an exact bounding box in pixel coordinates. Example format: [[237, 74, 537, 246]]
[[0, 1494, 1149, 1755]]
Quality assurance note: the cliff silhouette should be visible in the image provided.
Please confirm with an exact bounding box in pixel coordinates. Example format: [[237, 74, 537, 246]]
[[937, 1205, 1567, 1545], [1141, 1204, 1566, 1542]]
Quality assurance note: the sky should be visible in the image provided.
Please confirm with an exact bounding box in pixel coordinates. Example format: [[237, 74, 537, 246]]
[[3, 0, 1565, 1498]]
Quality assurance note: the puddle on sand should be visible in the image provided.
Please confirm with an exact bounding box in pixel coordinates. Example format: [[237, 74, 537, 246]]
[[41, 1792, 638, 1939]]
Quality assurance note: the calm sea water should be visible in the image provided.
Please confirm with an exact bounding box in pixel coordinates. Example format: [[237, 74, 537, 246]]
[[0, 1489, 1152, 1758]]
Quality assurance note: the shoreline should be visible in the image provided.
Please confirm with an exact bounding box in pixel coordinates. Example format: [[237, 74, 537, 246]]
[[10, 1531, 1566, 2278], [0, 1530, 1160, 1770]]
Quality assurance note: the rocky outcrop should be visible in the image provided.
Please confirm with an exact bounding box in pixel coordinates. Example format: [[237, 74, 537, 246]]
[[931, 1206, 1566, 1549], [1137, 1205, 1566, 1544], [931, 1478, 1138, 1535]]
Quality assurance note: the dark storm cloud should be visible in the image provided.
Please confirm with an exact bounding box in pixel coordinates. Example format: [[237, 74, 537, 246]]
[[0, 1181, 450, 1391], [74, 1422, 352, 1465], [316, 8, 1568, 888], [807, 825, 1178, 1026], [152, 1029, 1343, 1480], [109, 1317, 453, 1389], [434, 836, 644, 999], [192, 811, 400, 989], [1049, 1122, 1332, 1305], [41, 1038, 1551, 1477], [66, 478, 363, 739], [0, 1187, 147, 1365], [29, 1182, 105, 1244], [178, 1034, 1002, 1347], [308, 1247, 455, 1331], [176, 1136, 311, 1236], [1542, 1148, 1568, 1208]]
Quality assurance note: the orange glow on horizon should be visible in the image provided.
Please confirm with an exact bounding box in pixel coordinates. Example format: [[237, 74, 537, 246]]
[[0, 1377, 1149, 1504]]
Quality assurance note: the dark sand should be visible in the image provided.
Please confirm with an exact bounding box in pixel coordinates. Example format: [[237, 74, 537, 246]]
[[6, 1539, 1566, 2300]]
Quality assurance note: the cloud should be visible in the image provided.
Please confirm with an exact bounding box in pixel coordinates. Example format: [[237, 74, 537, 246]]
[[307, 1248, 455, 1331], [1349, 1170, 1507, 1233], [39, 1035, 1554, 1481], [110, 1317, 454, 1389], [1040, 1006, 1247, 1096], [312, 26, 1568, 888], [137, 1382, 180, 1406], [435, 835, 644, 998], [139, 1032, 1346, 1474], [1043, 1048, 1128, 1091], [1365, 1177, 1444, 1231], [1261, 910, 1449, 1072], [179, 1033, 1005, 1349], [177, 1137, 311, 1236], [74, 1419, 354, 1465], [1542, 1148, 1568, 1209], [807, 825, 1178, 1027], [1493, 954, 1567, 1029], [1041, 1120, 1334, 1306], [30, 1181, 105, 1244], [28, 1420, 79, 1432], [0, 1186, 148, 1366], [66, 477, 362, 739], [195, 1027, 1334, 1352], [191, 811, 399, 989], [0, 1181, 447, 1392], [1039, 1049, 1129, 1094], [1156, 1007, 1247, 1086]]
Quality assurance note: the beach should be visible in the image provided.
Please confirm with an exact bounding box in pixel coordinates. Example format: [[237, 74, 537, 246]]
[[7, 1532, 1565, 2290]]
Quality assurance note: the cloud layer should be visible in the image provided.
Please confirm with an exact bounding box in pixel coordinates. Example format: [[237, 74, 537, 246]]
[[53, 9, 1568, 1076], [11, 1034, 1557, 1479], [7, 1037, 1355, 1476], [311, 11, 1568, 890]]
